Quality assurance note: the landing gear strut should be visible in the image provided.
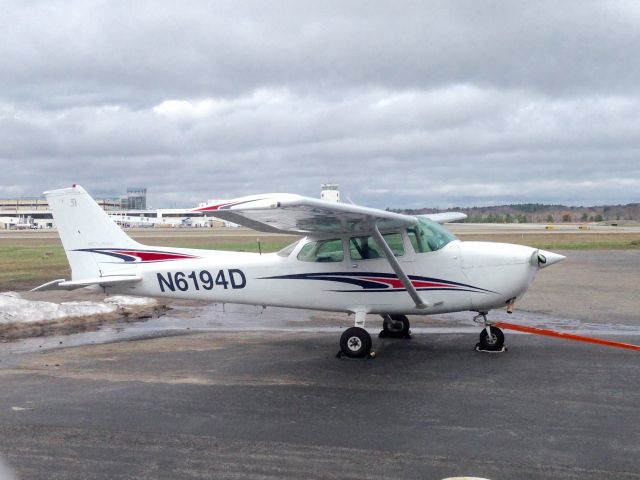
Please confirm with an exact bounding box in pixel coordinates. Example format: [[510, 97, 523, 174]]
[[473, 312, 505, 351], [379, 314, 411, 339]]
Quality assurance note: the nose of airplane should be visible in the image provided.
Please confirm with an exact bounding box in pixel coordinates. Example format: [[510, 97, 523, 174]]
[[534, 249, 566, 269]]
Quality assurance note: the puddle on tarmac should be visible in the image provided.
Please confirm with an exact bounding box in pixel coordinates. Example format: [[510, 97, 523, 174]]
[[2, 301, 639, 359]]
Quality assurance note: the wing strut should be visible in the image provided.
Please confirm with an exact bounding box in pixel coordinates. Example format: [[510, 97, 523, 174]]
[[370, 222, 428, 310]]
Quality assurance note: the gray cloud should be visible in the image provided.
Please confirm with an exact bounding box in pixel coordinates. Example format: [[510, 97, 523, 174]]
[[0, 1, 639, 208]]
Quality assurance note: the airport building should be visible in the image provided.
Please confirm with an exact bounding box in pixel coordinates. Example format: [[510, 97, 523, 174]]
[[0, 188, 223, 230]]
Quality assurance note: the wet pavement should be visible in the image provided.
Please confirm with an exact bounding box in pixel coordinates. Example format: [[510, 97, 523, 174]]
[[0, 302, 639, 479], [3, 299, 640, 362]]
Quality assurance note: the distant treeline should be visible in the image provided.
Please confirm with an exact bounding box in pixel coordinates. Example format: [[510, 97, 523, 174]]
[[392, 203, 640, 223]]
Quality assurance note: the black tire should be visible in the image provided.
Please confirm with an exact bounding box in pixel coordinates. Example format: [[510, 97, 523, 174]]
[[340, 327, 372, 358], [381, 314, 411, 338], [479, 326, 505, 350]]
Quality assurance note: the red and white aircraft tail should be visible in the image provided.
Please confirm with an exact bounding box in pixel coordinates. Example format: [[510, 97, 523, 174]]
[[41, 185, 201, 290], [42, 185, 214, 291], [45, 185, 144, 281]]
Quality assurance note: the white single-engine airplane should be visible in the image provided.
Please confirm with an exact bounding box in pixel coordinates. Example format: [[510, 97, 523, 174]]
[[41, 185, 565, 358]]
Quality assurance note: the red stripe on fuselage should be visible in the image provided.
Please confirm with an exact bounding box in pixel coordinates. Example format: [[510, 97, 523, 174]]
[[360, 277, 462, 290], [111, 250, 197, 262]]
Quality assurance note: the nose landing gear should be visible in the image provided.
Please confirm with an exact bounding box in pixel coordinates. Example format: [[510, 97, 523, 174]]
[[473, 312, 506, 352], [479, 325, 505, 350]]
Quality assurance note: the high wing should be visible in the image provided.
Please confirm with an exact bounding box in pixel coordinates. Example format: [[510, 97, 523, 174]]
[[195, 193, 466, 234], [194, 194, 419, 235], [419, 212, 467, 223], [194, 194, 466, 310]]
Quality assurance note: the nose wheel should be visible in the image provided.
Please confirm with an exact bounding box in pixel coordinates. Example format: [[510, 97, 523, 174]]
[[479, 325, 505, 350], [474, 312, 506, 352]]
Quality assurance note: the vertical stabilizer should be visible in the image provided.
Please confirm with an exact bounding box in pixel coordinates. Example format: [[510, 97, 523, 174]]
[[45, 185, 143, 280]]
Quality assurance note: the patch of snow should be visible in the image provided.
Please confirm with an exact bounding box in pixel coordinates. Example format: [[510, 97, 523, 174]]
[[0, 295, 117, 324], [0, 295, 156, 325], [0, 291, 22, 299], [105, 295, 157, 307]]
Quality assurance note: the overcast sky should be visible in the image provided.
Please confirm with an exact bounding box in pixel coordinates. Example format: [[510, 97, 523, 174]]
[[1, 0, 639, 208]]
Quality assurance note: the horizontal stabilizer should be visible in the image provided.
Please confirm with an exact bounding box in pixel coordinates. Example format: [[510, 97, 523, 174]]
[[31, 275, 142, 291], [30, 279, 68, 292]]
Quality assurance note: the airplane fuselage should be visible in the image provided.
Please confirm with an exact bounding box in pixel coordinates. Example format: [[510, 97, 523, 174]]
[[108, 237, 543, 316]]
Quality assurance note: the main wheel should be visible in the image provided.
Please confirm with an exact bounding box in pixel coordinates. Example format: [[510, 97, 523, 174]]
[[479, 326, 505, 350], [340, 327, 372, 358], [380, 314, 411, 338]]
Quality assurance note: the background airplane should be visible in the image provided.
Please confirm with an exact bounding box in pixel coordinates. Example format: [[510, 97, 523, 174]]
[[40, 185, 565, 358]]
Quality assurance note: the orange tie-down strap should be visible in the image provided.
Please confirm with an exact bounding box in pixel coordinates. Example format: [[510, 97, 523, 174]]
[[493, 321, 640, 352]]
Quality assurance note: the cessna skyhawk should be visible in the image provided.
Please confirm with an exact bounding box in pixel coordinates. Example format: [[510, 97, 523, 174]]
[[41, 185, 565, 358]]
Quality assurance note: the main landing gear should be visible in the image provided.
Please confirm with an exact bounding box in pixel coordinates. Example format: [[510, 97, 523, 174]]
[[338, 312, 413, 358], [340, 327, 372, 358], [338, 310, 375, 359], [379, 314, 411, 339], [473, 312, 505, 351]]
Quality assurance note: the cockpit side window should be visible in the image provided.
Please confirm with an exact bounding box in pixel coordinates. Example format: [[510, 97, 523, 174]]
[[349, 232, 404, 260], [407, 218, 457, 253], [297, 238, 344, 262]]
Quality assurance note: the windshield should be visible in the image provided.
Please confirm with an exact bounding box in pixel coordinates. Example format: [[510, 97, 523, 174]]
[[407, 218, 457, 253]]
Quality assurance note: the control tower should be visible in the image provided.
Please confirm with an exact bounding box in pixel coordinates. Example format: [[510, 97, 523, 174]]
[[320, 184, 340, 203]]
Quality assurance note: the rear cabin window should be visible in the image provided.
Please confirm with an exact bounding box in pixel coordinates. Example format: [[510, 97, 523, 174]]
[[277, 241, 299, 257], [297, 239, 344, 262], [349, 233, 404, 260]]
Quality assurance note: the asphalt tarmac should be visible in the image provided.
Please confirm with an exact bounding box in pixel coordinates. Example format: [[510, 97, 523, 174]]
[[0, 327, 639, 479]]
